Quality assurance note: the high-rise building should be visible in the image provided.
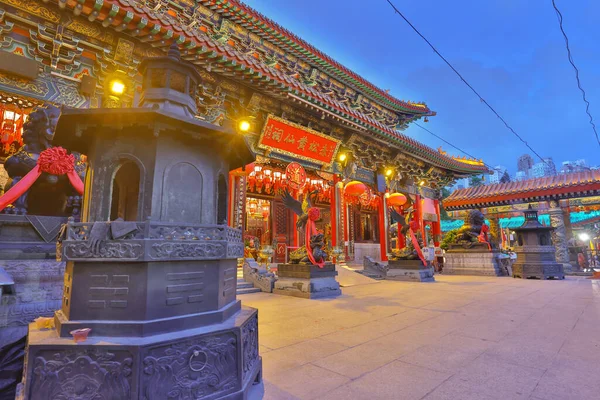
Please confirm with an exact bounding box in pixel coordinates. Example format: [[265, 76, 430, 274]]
[[515, 171, 528, 182], [489, 165, 507, 184], [560, 159, 589, 174], [532, 158, 556, 178], [517, 154, 534, 173]]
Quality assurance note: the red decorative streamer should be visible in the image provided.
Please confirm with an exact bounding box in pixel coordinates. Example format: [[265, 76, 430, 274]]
[[409, 229, 427, 267], [478, 224, 492, 250], [0, 147, 84, 211]]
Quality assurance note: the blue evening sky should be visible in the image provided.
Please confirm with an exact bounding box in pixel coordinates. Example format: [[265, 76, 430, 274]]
[[244, 0, 600, 173]]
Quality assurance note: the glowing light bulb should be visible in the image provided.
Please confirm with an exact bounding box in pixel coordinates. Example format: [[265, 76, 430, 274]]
[[238, 120, 251, 132], [110, 80, 125, 95]]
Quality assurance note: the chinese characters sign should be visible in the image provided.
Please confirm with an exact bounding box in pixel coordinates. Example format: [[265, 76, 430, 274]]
[[258, 115, 341, 166]]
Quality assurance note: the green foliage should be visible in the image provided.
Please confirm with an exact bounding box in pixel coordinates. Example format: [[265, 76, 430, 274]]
[[469, 175, 484, 187], [440, 228, 460, 250]]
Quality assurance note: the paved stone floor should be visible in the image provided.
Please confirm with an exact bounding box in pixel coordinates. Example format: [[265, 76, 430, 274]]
[[240, 275, 600, 400]]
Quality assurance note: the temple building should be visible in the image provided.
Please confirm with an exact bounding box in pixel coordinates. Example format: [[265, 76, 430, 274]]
[[0, 0, 487, 263]]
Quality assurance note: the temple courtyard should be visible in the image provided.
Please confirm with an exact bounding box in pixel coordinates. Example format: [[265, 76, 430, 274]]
[[241, 274, 600, 400]]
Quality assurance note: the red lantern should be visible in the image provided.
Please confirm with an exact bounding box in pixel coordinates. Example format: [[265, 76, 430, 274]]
[[344, 181, 367, 197], [359, 187, 373, 207], [387, 193, 407, 207], [286, 162, 307, 191]]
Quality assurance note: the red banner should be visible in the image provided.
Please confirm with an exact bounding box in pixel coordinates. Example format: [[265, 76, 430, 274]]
[[258, 115, 341, 166]]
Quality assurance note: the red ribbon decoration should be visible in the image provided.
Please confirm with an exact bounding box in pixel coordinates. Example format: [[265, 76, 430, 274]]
[[0, 147, 84, 211], [408, 229, 427, 267], [305, 207, 325, 268], [478, 224, 492, 250]]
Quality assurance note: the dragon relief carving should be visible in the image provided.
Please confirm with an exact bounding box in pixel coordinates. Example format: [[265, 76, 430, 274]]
[[64, 242, 142, 259], [241, 314, 259, 380], [29, 349, 133, 399], [150, 242, 226, 259], [141, 333, 238, 399]]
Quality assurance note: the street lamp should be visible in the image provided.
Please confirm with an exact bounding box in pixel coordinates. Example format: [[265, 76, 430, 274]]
[[578, 233, 590, 242], [103, 71, 130, 108]]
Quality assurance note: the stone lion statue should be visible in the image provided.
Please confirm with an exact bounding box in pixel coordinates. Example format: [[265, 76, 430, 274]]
[[454, 209, 486, 243], [3, 104, 85, 217]]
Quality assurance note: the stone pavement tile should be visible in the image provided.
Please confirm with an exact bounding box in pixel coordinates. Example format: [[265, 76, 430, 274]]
[[263, 382, 300, 400], [399, 334, 492, 372], [556, 334, 600, 363], [320, 308, 439, 347], [530, 354, 600, 400], [320, 360, 451, 400], [261, 338, 348, 377], [265, 363, 350, 400], [258, 317, 343, 349], [452, 314, 527, 342], [453, 353, 545, 398], [259, 345, 272, 354], [421, 296, 478, 312], [483, 339, 562, 370], [422, 378, 501, 400], [313, 334, 422, 379]]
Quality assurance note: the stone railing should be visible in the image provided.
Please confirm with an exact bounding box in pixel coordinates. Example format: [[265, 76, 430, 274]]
[[60, 220, 243, 262], [242, 258, 276, 293]]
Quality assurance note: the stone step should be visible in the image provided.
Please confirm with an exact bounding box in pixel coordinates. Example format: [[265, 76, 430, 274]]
[[355, 270, 385, 280], [237, 281, 254, 289], [237, 287, 262, 295]]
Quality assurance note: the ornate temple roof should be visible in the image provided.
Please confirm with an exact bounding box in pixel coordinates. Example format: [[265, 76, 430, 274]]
[[199, 0, 429, 114], [39, 0, 488, 174], [444, 170, 600, 210]]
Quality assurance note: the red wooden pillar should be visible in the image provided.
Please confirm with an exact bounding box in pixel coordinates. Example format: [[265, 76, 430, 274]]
[[343, 194, 349, 258], [330, 175, 339, 250], [432, 199, 442, 247], [413, 193, 422, 233], [378, 195, 388, 261]]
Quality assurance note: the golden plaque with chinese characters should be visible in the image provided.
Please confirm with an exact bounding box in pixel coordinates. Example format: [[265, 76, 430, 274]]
[[258, 115, 342, 166]]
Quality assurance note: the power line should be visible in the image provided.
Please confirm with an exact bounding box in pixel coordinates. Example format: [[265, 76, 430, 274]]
[[551, 0, 600, 148], [414, 123, 495, 171], [385, 0, 551, 166]]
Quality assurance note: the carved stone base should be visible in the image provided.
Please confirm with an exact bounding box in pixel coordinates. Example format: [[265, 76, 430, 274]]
[[0, 260, 64, 398], [512, 262, 565, 280], [444, 251, 506, 276], [21, 307, 262, 400], [57, 259, 239, 337], [274, 263, 341, 299], [387, 260, 435, 282]]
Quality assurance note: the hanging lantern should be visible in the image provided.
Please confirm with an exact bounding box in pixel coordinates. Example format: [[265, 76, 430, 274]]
[[421, 198, 438, 222], [387, 193, 408, 207], [359, 187, 373, 207], [344, 181, 367, 197]]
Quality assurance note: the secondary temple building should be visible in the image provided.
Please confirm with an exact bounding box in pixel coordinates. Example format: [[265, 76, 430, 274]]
[[444, 170, 600, 271]]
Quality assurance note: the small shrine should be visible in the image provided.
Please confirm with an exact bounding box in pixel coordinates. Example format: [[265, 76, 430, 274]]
[[512, 206, 565, 280], [274, 188, 341, 299]]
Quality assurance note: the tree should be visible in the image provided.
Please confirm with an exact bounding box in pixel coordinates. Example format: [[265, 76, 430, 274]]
[[469, 175, 484, 187]]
